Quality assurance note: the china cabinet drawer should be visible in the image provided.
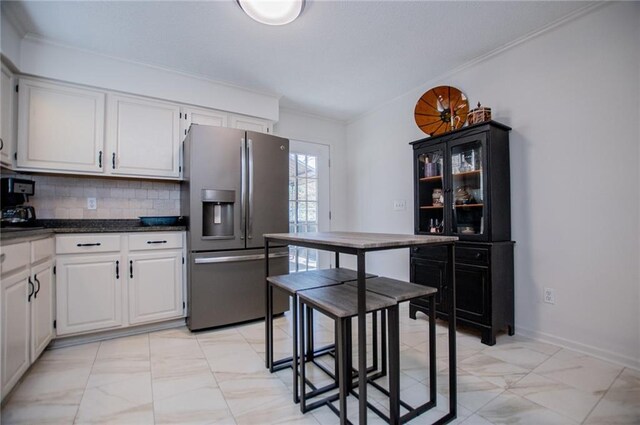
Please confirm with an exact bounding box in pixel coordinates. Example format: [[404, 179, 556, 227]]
[[1, 242, 30, 276], [56, 234, 121, 254], [128, 232, 183, 251], [456, 247, 489, 265], [31, 237, 54, 264]]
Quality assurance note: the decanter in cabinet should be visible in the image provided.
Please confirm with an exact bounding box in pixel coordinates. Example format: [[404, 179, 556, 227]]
[[409, 121, 514, 345]]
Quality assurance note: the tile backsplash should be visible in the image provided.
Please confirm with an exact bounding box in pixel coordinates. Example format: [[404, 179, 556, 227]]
[[1, 172, 180, 219]]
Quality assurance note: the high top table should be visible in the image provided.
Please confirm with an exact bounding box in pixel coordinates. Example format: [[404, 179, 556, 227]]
[[264, 232, 458, 425]]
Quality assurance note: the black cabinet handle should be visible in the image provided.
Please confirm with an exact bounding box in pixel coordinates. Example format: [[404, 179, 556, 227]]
[[77, 243, 101, 247], [28, 277, 34, 302], [0, 138, 4, 151], [112, 153, 116, 169], [129, 260, 133, 279], [34, 274, 41, 299], [116, 260, 120, 279], [146, 240, 167, 244], [475, 253, 482, 259], [98, 150, 102, 168]]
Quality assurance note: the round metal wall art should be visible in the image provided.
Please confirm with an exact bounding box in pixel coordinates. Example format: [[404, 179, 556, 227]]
[[414, 86, 469, 136]]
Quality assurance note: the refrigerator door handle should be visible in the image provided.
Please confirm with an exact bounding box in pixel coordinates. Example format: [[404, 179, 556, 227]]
[[194, 252, 288, 264], [240, 137, 246, 240], [247, 138, 254, 239]]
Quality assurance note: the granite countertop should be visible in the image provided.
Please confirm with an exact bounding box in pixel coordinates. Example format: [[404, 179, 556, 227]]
[[1, 219, 187, 243]]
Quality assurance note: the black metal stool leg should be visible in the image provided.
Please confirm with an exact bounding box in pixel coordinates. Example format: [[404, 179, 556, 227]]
[[337, 317, 348, 424], [292, 294, 299, 403], [388, 305, 400, 425], [429, 295, 437, 404], [266, 283, 274, 369], [306, 305, 314, 360], [299, 298, 307, 413]]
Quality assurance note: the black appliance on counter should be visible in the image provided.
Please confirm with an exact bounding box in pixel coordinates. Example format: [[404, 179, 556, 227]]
[[1, 177, 37, 226]]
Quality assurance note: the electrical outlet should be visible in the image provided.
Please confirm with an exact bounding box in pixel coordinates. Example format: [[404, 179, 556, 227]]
[[393, 200, 406, 211], [87, 197, 97, 210], [543, 287, 555, 304]]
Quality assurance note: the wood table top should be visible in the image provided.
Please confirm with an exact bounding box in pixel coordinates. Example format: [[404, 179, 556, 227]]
[[264, 231, 457, 250]]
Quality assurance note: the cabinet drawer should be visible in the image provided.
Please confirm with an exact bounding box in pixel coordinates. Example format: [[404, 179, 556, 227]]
[[129, 232, 183, 251], [56, 234, 121, 254], [31, 237, 54, 264], [456, 247, 489, 265], [0, 242, 30, 276]]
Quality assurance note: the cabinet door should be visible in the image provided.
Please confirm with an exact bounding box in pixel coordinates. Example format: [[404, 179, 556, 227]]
[[17, 78, 105, 173], [455, 263, 490, 324], [1, 271, 30, 399], [128, 250, 183, 325], [448, 133, 488, 241], [415, 143, 447, 235], [1, 65, 16, 168], [31, 261, 54, 360], [107, 94, 181, 178], [410, 256, 449, 313], [181, 106, 228, 139], [229, 113, 272, 134], [56, 254, 123, 335]]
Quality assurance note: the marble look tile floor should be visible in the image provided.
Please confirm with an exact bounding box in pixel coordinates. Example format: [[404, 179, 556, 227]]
[[2, 303, 639, 424]]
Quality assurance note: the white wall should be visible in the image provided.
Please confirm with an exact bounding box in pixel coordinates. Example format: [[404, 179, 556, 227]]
[[1, 8, 21, 67], [274, 108, 348, 232], [346, 2, 640, 368]]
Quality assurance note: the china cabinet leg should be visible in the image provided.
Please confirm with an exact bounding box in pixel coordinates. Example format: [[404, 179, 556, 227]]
[[508, 324, 515, 336], [481, 329, 496, 346], [409, 304, 418, 320]]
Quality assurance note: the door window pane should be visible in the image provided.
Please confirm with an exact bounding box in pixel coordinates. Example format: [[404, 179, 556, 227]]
[[289, 152, 320, 272]]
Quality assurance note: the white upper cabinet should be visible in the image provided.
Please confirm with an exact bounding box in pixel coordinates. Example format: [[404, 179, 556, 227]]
[[17, 78, 105, 173], [1, 65, 16, 168], [107, 94, 181, 179], [181, 106, 228, 139], [229, 113, 273, 134]]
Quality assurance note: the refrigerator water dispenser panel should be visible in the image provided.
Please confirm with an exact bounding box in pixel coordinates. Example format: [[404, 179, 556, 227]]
[[202, 189, 235, 239]]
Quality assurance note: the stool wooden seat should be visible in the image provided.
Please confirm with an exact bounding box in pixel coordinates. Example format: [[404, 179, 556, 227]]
[[298, 267, 376, 283], [346, 277, 437, 301], [297, 285, 396, 419], [349, 277, 439, 424]]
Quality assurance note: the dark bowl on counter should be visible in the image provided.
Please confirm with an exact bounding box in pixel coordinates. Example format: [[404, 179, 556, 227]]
[[139, 216, 183, 226]]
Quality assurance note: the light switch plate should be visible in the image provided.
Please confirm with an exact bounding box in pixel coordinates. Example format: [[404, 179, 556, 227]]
[[87, 197, 97, 210]]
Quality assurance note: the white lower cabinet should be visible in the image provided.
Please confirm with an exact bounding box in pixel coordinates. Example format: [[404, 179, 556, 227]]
[[30, 261, 54, 360], [55, 232, 185, 337], [56, 254, 123, 336], [1, 237, 54, 401], [1, 270, 30, 399], [128, 250, 183, 325]]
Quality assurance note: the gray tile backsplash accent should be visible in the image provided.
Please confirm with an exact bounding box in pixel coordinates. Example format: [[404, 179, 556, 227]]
[[1, 172, 180, 219]]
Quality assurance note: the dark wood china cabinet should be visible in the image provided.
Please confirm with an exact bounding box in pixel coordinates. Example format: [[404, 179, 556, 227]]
[[409, 121, 514, 345]]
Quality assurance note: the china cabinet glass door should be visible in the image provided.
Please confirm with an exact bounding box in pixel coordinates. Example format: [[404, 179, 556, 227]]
[[417, 145, 445, 234], [449, 136, 486, 239]]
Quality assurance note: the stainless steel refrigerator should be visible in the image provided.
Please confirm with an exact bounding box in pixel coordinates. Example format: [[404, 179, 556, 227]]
[[182, 125, 289, 331]]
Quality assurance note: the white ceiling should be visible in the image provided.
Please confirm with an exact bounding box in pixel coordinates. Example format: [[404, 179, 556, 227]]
[[3, 0, 591, 121]]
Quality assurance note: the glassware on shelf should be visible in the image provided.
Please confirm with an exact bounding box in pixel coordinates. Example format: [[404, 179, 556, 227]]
[[432, 188, 443, 206]]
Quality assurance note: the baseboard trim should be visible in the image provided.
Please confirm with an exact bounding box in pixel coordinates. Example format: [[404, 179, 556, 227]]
[[517, 325, 640, 371], [49, 318, 186, 349]]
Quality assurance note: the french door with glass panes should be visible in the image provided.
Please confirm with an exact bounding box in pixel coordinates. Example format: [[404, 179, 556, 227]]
[[288, 141, 330, 272]]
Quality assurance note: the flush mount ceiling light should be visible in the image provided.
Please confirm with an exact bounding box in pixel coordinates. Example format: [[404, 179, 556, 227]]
[[237, 0, 305, 26]]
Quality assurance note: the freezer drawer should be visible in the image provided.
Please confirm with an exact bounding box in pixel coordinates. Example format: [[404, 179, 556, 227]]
[[188, 248, 289, 330]]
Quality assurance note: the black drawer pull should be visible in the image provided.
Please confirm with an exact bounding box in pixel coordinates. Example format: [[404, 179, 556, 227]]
[[475, 253, 482, 259], [77, 243, 101, 247], [146, 240, 168, 244], [34, 275, 41, 298], [116, 261, 120, 279], [28, 277, 34, 302], [130, 260, 133, 279]]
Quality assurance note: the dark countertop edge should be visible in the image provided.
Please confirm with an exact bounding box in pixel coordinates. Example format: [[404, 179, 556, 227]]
[[1, 226, 186, 243]]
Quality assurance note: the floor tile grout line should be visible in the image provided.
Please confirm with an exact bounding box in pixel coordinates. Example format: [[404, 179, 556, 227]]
[[579, 366, 625, 425], [72, 341, 102, 425], [194, 332, 237, 424]]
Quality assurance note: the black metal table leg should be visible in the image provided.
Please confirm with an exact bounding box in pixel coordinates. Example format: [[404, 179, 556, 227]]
[[357, 250, 367, 425], [388, 305, 400, 425], [264, 240, 271, 369], [292, 294, 299, 403]]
